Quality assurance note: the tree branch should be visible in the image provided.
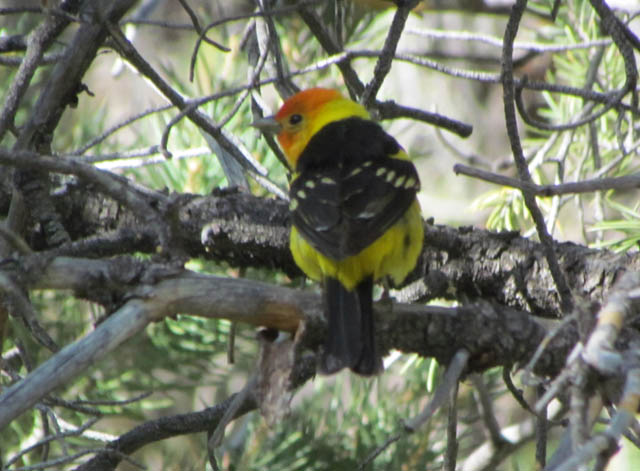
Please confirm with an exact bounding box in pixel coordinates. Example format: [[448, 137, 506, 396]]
[[1, 178, 634, 318], [454, 164, 640, 196], [0, 254, 560, 430], [0, 0, 82, 142], [74, 391, 258, 471], [360, 0, 418, 107], [501, 0, 573, 314]]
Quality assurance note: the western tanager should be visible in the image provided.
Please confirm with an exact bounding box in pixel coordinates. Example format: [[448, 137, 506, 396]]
[[255, 88, 423, 375]]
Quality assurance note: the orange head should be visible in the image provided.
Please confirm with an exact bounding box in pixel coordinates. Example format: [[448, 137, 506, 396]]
[[257, 88, 369, 169]]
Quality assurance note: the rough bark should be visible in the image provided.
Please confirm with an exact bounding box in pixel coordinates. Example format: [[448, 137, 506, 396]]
[[5, 179, 633, 319]]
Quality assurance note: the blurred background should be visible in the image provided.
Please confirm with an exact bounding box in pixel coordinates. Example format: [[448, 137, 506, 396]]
[[2, 0, 640, 469]]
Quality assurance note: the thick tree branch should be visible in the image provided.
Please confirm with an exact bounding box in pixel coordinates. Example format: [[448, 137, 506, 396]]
[[2, 1, 639, 469], [4, 0, 139, 259], [0, 148, 171, 251], [2, 179, 635, 318], [0, 254, 559, 431]]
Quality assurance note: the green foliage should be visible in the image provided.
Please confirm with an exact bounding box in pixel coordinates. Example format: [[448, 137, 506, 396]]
[[590, 198, 640, 251], [2, 0, 639, 470], [224, 356, 444, 471], [475, 0, 638, 251]]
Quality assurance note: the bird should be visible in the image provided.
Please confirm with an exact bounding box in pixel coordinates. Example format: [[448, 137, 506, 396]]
[[254, 88, 423, 375]]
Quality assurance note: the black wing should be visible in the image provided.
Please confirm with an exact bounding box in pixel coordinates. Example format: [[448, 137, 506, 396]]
[[290, 117, 420, 260]]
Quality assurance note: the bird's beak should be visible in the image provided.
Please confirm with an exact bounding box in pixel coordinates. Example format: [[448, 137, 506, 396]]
[[251, 116, 282, 134]]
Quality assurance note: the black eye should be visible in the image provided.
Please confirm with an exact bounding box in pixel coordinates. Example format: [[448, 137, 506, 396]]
[[289, 114, 303, 125]]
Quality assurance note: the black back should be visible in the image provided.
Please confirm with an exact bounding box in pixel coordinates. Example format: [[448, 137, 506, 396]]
[[290, 117, 420, 260]]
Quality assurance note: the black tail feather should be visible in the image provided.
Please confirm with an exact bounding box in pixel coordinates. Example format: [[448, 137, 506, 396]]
[[318, 276, 382, 376]]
